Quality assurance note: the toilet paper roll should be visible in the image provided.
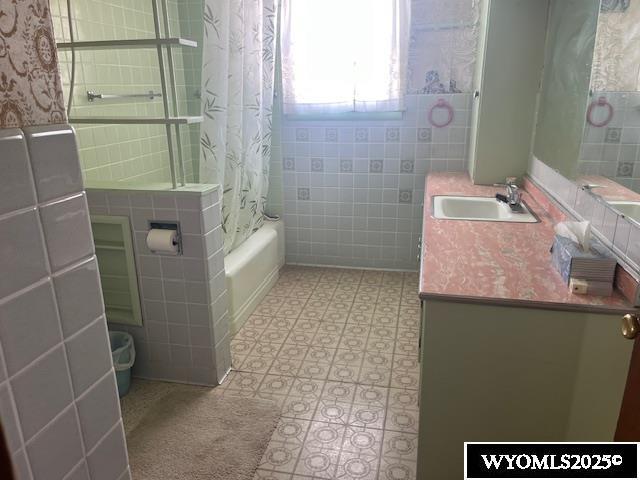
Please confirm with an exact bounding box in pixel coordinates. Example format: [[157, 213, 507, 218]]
[[146, 229, 179, 255]]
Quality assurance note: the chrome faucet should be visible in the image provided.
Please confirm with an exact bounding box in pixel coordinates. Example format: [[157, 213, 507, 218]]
[[495, 177, 523, 212]]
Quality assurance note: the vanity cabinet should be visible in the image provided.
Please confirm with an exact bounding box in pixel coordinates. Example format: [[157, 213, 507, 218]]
[[417, 299, 633, 480], [468, 0, 548, 185]]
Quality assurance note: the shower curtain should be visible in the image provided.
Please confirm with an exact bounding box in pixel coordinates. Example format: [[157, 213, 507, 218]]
[[199, 0, 278, 254]]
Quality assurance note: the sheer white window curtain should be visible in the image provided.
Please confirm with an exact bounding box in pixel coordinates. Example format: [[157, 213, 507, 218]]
[[281, 0, 411, 115]]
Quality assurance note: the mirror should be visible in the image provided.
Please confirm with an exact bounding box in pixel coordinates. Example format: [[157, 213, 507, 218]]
[[532, 0, 600, 180], [578, 0, 640, 200], [533, 0, 640, 218]]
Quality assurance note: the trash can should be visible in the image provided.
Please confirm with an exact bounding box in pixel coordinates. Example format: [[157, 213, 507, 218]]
[[109, 331, 136, 397]]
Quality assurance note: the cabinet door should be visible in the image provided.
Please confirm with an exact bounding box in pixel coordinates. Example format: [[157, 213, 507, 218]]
[[565, 312, 633, 441], [469, 0, 548, 185], [616, 324, 640, 441], [417, 300, 633, 480]]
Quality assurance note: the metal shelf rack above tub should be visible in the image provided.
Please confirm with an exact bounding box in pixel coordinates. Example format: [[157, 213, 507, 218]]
[[57, 0, 198, 189]]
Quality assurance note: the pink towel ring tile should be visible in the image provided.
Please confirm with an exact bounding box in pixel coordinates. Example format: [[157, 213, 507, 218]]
[[586, 96, 614, 127], [428, 98, 454, 128]]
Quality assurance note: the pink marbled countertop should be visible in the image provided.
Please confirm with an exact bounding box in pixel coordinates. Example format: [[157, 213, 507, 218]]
[[419, 172, 634, 313]]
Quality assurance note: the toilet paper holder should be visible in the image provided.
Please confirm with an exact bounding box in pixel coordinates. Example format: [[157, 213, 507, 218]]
[[147, 221, 182, 255]]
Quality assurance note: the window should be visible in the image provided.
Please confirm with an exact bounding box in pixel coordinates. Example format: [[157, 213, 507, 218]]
[[281, 0, 410, 115]]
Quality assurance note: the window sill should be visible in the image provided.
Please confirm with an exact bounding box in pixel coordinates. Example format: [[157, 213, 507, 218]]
[[283, 111, 404, 122]]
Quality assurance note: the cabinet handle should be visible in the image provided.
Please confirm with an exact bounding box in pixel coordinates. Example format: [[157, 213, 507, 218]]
[[621, 314, 640, 339]]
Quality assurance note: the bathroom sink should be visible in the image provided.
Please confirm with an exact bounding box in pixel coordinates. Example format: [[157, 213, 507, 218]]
[[432, 196, 538, 222], [609, 201, 640, 223]]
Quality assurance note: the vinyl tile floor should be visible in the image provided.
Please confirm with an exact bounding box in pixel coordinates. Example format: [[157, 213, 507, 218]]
[[218, 265, 421, 480]]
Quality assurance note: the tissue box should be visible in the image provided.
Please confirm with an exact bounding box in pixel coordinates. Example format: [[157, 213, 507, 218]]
[[550, 235, 617, 285]]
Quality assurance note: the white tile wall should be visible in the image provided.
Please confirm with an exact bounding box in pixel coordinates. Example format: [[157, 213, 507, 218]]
[[0, 126, 129, 480], [530, 156, 640, 272], [270, 93, 472, 270], [578, 92, 640, 191], [86, 187, 231, 385]]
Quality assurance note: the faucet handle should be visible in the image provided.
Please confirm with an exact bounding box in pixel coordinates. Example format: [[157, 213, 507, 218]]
[[505, 176, 518, 185]]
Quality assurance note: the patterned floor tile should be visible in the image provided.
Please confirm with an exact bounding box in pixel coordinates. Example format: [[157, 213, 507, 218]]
[[259, 374, 295, 396], [335, 451, 379, 480], [384, 407, 419, 434], [268, 358, 303, 377], [363, 352, 393, 370], [231, 266, 421, 480], [278, 305, 304, 317], [245, 314, 273, 330], [342, 426, 383, 456], [365, 337, 395, 354], [261, 329, 290, 344], [338, 335, 367, 351], [343, 324, 371, 338], [259, 440, 302, 473], [312, 333, 341, 349], [388, 389, 419, 410], [378, 456, 416, 480], [291, 319, 320, 333], [317, 322, 344, 337], [239, 356, 275, 374], [295, 445, 340, 479], [298, 361, 330, 380], [314, 399, 353, 425], [288, 377, 325, 398], [371, 314, 399, 328], [353, 385, 389, 408], [270, 317, 297, 331], [390, 370, 420, 390], [396, 329, 419, 344], [328, 364, 361, 383], [231, 339, 255, 356], [305, 346, 337, 365], [270, 418, 311, 445], [306, 421, 347, 451], [348, 404, 386, 430], [298, 308, 325, 321], [278, 344, 308, 361], [381, 431, 419, 461], [252, 341, 283, 358], [286, 331, 315, 346], [370, 326, 397, 340], [282, 298, 308, 310], [347, 312, 374, 325], [321, 381, 357, 403], [231, 353, 248, 370], [355, 292, 378, 304], [255, 304, 282, 316], [358, 367, 391, 387], [394, 341, 418, 357], [226, 371, 264, 394], [281, 396, 319, 420]]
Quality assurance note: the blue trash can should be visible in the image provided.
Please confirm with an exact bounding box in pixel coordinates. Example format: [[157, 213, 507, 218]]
[[109, 331, 136, 397]]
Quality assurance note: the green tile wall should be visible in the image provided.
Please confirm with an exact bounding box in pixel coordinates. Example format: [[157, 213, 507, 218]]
[[50, 0, 203, 185]]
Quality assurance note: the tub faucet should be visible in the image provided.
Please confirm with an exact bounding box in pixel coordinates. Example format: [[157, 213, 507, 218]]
[[495, 177, 523, 212]]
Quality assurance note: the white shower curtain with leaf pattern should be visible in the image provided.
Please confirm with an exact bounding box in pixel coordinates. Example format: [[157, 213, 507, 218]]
[[199, 0, 278, 254]]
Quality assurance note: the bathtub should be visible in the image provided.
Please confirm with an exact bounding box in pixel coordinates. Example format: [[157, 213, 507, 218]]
[[224, 219, 285, 335]]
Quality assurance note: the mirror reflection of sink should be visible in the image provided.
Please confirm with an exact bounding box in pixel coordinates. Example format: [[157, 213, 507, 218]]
[[433, 196, 538, 223], [609, 201, 640, 223]]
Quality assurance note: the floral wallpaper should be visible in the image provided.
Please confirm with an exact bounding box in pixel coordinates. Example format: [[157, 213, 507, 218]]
[[407, 0, 481, 94], [592, 0, 640, 92], [0, 0, 66, 128]]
